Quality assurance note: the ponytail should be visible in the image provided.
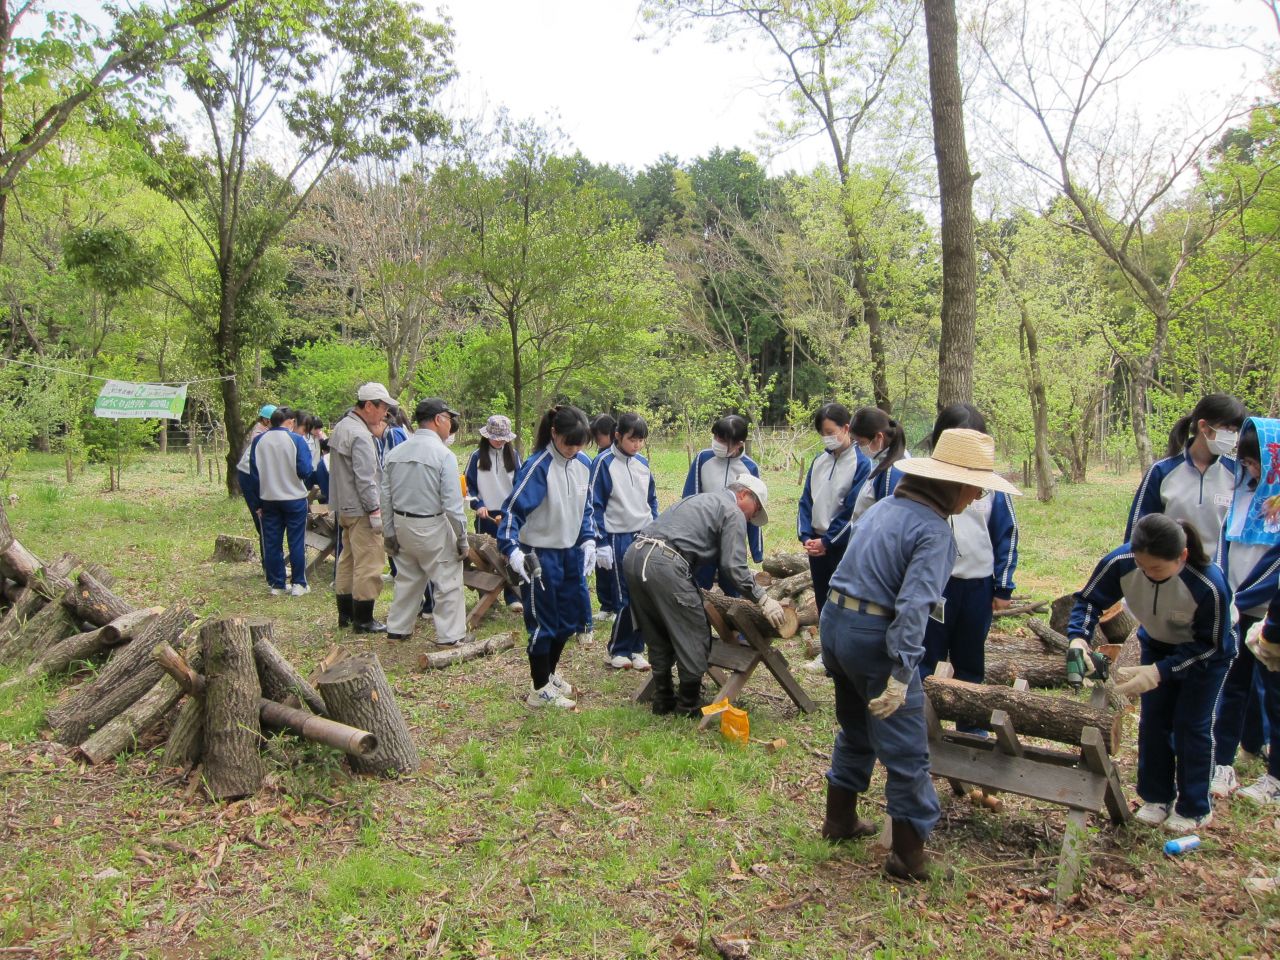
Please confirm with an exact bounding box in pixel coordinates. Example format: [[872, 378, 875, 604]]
[[533, 404, 589, 452], [1165, 393, 1248, 457], [851, 406, 906, 478], [1131, 514, 1209, 570]]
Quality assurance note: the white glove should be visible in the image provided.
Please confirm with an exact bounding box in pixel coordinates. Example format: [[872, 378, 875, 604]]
[[596, 544, 614, 570], [760, 596, 786, 629], [581, 541, 596, 577], [868, 676, 909, 719], [1115, 664, 1161, 697], [1246, 620, 1280, 672], [1068, 637, 1091, 653], [508, 547, 532, 584]]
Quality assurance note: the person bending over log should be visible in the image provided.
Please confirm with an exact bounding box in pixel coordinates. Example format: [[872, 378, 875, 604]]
[[624, 475, 786, 718], [818, 428, 1021, 883], [1067, 513, 1233, 834]]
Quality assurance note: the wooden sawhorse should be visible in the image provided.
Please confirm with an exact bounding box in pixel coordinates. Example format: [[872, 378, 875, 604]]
[[463, 535, 512, 631], [304, 504, 338, 579]]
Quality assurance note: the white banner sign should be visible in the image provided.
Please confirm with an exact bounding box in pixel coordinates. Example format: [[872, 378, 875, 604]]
[[93, 380, 188, 420]]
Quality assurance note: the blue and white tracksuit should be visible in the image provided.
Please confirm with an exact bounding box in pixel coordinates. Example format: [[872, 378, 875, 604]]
[[589, 447, 619, 616], [920, 492, 1019, 687], [1126, 445, 1237, 549], [499, 447, 594, 656], [797, 445, 871, 615], [1213, 476, 1280, 768], [1069, 549, 1234, 818], [821, 492, 957, 840], [683, 449, 764, 596], [466, 447, 521, 605], [249, 427, 314, 589], [236, 425, 269, 569], [591, 445, 659, 659]]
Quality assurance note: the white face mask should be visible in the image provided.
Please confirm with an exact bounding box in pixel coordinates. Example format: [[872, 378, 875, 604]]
[[821, 434, 844, 452], [1208, 429, 1238, 457], [445, 433, 456, 446], [711, 439, 731, 458], [857, 442, 874, 458]]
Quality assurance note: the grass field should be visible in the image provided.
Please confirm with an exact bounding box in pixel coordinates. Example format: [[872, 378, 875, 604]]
[[0, 447, 1276, 959]]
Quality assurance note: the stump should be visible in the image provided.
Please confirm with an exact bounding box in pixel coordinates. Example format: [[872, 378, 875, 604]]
[[201, 618, 264, 800], [794, 589, 818, 627], [761, 553, 808, 578], [164, 696, 204, 770], [63, 570, 134, 627], [316, 653, 417, 776], [249, 620, 326, 715], [1049, 593, 1075, 635], [1098, 602, 1139, 644], [212, 534, 256, 563], [702, 589, 798, 639]]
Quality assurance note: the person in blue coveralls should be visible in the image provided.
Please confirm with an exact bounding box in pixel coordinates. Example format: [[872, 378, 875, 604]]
[[249, 406, 313, 597], [499, 405, 595, 710], [1240, 577, 1280, 805], [1067, 513, 1233, 833], [683, 415, 763, 596], [819, 428, 1021, 882]]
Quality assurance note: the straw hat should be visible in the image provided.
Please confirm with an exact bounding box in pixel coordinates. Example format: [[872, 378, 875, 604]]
[[728, 474, 770, 526], [479, 414, 516, 442], [895, 428, 1022, 496]]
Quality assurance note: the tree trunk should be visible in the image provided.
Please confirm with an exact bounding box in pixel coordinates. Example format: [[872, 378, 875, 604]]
[[851, 258, 891, 413], [164, 695, 204, 770], [219, 350, 244, 498], [924, 675, 1121, 752], [47, 604, 195, 745], [316, 653, 418, 777], [761, 553, 808, 578], [509, 310, 524, 448], [1129, 355, 1156, 472], [924, 0, 977, 411], [212, 534, 256, 563], [62, 570, 134, 627], [701, 589, 798, 639], [201, 617, 264, 800], [249, 620, 327, 715]]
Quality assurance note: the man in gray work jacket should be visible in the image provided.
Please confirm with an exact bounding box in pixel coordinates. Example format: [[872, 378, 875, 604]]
[[624, 476, 787, 716], [329, 382, 396, 633], [381, 398, 469, 645]]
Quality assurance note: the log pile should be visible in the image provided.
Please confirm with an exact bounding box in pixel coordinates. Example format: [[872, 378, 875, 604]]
[[0, 501, 417, 798]]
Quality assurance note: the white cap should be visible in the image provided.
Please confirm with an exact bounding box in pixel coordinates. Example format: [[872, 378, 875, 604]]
[[356, 382, 396, 406], [729, 474, 770, 526]]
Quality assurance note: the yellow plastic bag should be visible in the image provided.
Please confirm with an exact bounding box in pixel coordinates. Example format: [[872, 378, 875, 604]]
[[701, 698, 750, 745]]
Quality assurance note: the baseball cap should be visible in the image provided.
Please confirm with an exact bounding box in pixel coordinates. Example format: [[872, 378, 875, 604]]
[[415, 398, 459, 423], [356, 382, 396, 406], [258, 404, 277, 419], [728, 475, 770, 526]]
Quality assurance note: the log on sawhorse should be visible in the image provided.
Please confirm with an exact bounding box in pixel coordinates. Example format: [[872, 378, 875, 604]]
[[924, 665, 1131, 902], [463, 534, 511, 631], [633, 601, 814, 730], [305, 505, 338, 579]]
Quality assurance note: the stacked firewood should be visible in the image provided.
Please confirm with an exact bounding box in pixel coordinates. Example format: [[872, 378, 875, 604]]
[[0, 502, 417, 800]]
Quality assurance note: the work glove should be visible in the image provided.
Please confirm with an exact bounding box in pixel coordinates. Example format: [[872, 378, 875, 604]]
[[509, 547, 533, 584], [369, 511, 383, 534], [867, 676, 908, 719], [1065, 637, 1108, 688], [383, 535, 400, 557], [581, 540, 596, 578], [596, 544, 614, 570], [456, 533, 469, 559], [760, 596, 786, 629], [1114, 664, 1161, 698], [1245, 620, 1280, 672]]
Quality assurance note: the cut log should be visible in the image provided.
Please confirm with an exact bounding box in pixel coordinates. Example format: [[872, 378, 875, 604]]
[[761, 553, 808, 578], [154, 641, 206, 696], [79, 562, 116, 589], [212, 534, 256, 563], [794, 589, 818, 627], [316, 653, 417, 777], [766, 571, 813, 601], [63, 570, 134, 628], [77, 645, 205, 765], [924, 675, 1121, 752], [0, 538, 41, 585], [201, 618, 264, 800], [1099, 602, 1139, 645], [1026, 618, 1070, 654], [0, 498, 11, 551], [29, 555, 79, 602], [260, 700, 377, 756], [982, 653, 1068, 688], [993, 599, 1050, 618], [248, 620, 326, 715], [19, 606, 164, 682], [47, 604, 195, 746], [164, 696, 203, 770], [1049, 593, 1075, 635], [0, 600, 79, 666], [701, 589, 799, 640], [0, 554, 78, 649], [417, 631, 516, 670], [988, 631, 1059, 660]]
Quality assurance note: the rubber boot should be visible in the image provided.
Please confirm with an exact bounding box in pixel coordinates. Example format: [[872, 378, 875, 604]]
[[651, 670, 676, 716], [352, 599, 386, 634], [885, 819, 932, 882], [337, 594, 354, 629], [822, 781, 877, 842], [675, 679, 705, 719]]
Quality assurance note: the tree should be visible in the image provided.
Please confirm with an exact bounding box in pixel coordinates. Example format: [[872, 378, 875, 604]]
[[144, 0, 453, 494]]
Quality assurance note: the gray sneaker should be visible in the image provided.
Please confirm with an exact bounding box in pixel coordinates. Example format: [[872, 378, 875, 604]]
[[526, 683, 576, 709]]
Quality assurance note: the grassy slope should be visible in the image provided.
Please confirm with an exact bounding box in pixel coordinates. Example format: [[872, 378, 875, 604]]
[[0, 449, 1275, 959]]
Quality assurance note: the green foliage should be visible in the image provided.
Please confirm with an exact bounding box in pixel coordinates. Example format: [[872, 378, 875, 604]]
[[271, 339, 388, 420], [62, 227, 157, 297]]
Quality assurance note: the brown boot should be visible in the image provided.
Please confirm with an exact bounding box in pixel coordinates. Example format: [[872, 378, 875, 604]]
[[821, 782, 876, 841], [884, 819, 931, 882]]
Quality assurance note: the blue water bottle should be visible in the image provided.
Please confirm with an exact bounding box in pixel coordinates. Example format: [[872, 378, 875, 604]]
[[1164, 835, 1200, 855]]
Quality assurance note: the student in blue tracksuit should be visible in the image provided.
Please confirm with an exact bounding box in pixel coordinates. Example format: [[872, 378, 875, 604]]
[[1068, 513, 1234, 833], [1211, 418, 1280, 799], [465, 414, 523, 612], [683, 415, 763, 595], [919, 405, 1019, 694], [797, 402, 872, 619], [1239, 582, 1280, 804], [591, 413, 659, 672], [819, 427, 1022, 881], [236, 404, 276, 574], [1126, 393, 1247, 548], [585, 413, 618, 630], [499, 405, 595, 710], [249, 407, 314, 596]]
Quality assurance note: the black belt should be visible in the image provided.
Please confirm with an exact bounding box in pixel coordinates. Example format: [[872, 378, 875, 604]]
[[827, 589, 892, 617], [394, 509, 441, 519]]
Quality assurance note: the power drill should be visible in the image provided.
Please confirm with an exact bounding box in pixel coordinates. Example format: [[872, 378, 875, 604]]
[[1065, 645, 1110, 690]]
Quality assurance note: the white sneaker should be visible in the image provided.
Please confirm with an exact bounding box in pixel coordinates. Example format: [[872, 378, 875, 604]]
[[526, 683, 576, 709], [606, 654, 632, 670], [289, 583, 310, 597], [1209, 764, 1239, 798], [630, 653, 651, 672], [1238, 773, 1280, 805], [549, 672, 573, 696], [1134, 801, 1172, 826], [593, 609, 615, 623], [269, 586, 287, 596], [508, 601, 524, 613], [578, 631, 595, 648], [800, 655, 828, 675], [1163, 809, 1213, 834]]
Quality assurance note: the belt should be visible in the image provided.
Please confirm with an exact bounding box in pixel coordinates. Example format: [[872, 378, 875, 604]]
[[393, 509, 441, 519], [827, 589, 892, 617], [633, 535, 690, 581]]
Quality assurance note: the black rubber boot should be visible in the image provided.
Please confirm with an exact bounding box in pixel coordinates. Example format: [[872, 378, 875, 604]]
[[651, 670, 676, 716], [885, 819, 932, 882], [675, 679, 705, 719], [821, 781, 877, 842], [337, 594, 354, 629], [352, 599, 386, 634]]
